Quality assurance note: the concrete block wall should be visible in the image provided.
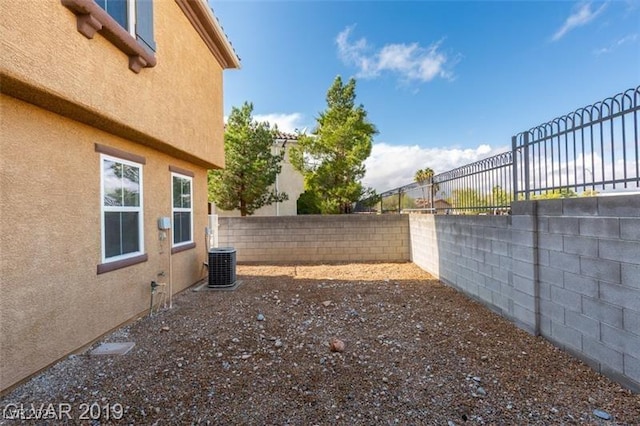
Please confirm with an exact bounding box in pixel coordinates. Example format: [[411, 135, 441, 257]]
[[533, 196, 640, 392], [218, 214, 410, 263], [509, 207, 539, 334], [409, 214, 536, 331], [409, 195, 640, 392], [408, 214, 439, 277], [215, 195, 639, 391]]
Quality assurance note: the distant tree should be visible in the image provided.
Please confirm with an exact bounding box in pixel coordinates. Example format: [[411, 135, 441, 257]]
[[358, 188, 381, 212], [490, 185, 511, 206], [449, 188, 487, 213], [415, 168, 435, 209], [414, 168, 434, 185], [581, 189, 599, 197], [381, 193, 416, 212], [208, 102, 287, 216], [403, 194, 417, 210], [296, 190, 321, 214], [531, 188, 578, 200], [290, 76, 377, 214]]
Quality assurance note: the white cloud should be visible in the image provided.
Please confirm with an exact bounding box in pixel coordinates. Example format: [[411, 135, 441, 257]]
[[335, 26, 377, 77], [223, 112, 311, 134], [362, 142, 508, 192], [252, 113, 309, 134], [594, 33, 638, 54], [552, 2, 608, 41], [336, 26, 456, 83]]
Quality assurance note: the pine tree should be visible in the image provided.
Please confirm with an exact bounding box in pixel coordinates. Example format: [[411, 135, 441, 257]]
[[208, 102, 287, 216], [290, 76, 377, 214]]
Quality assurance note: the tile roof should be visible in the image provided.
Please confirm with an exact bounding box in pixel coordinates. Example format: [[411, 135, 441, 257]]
[[209, 5, 241, 65], [273, 131, 298, 141], [223, 125, 298, 142]]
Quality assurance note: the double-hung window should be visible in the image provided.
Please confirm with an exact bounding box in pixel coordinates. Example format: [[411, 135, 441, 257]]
[[172, 173, 192, 247], [63, 0, 156, 72], [95, 0, 156, 53], [101, 155, 144, 262]]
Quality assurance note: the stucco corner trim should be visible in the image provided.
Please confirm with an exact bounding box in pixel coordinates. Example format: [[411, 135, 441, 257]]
[[171, 242, 196, 254], [175, 0, 241, 69], [169, 165, 195, 177], [61, 0, 157, 73], [97, 253, 148, 274], [95, 143, 146, 164]]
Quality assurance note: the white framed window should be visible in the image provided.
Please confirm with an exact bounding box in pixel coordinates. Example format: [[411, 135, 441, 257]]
[[172, 173, 192, 247], [95, 0, 156, 52], [101, 154, 144, 262]]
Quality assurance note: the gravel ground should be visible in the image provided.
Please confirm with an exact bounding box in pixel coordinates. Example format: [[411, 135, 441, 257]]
[[1, 263, 638, 425]]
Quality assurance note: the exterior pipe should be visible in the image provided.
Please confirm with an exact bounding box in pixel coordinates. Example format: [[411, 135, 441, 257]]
[[150, 280, 159, 316], [169, 229, 173, 309]]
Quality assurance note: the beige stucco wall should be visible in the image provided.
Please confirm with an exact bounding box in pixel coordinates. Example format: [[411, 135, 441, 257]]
[[0, 96, 210, 392], [0, 0, 226, 168], [214, 142, 304, 217], [0, 0, 235, 392]]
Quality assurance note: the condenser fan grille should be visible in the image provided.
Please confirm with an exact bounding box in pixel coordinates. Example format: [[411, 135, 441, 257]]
[[208, 248, 237, 287]]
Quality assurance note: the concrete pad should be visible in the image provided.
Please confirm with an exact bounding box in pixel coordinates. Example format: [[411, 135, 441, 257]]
[[90, 342, 135, 356], [192, 279, 243, 292]]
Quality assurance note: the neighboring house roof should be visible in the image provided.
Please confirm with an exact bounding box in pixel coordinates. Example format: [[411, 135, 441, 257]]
[[176, 0, 241, 69], [273, 131, 298, 142], [434, 199, 452, 207], [223, 126, 299, 143]]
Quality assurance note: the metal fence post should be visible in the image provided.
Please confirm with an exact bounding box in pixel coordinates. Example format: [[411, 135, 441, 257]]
[[512, 135, 519, 201], [430, 181, 434, 212], [523, 132, 530, 199]]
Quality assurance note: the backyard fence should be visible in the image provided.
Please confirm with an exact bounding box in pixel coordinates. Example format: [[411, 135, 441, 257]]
[[361, 86, 639, 214]]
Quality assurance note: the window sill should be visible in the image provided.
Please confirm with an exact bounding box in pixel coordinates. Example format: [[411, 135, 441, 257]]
[[171, 242, 196, 254], [61, 0, 156, 73], [97, 253, 148, 274]]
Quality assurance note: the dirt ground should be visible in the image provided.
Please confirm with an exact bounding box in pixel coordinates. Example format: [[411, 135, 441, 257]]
[[2, 263, 638, 425]]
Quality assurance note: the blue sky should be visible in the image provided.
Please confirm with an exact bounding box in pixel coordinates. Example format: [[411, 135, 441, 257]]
[[211, 0, 640, 192]]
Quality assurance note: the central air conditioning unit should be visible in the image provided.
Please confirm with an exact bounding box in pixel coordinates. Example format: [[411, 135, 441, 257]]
[[208, 247, 237, 288]]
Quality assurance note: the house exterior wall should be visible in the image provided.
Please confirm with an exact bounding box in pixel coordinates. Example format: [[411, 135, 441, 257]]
[[0, 0, 226, 168], [255, 142, 304, 216], [0, 98, 211, 391], [0, 0, 237, 392]]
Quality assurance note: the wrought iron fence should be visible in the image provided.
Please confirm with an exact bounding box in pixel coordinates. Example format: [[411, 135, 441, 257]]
[[358, 86, 639, 214], [514, 86, 639, 198]]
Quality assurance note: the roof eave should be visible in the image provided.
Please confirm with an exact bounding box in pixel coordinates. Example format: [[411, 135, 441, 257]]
[[175, 0, 241, 70]]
